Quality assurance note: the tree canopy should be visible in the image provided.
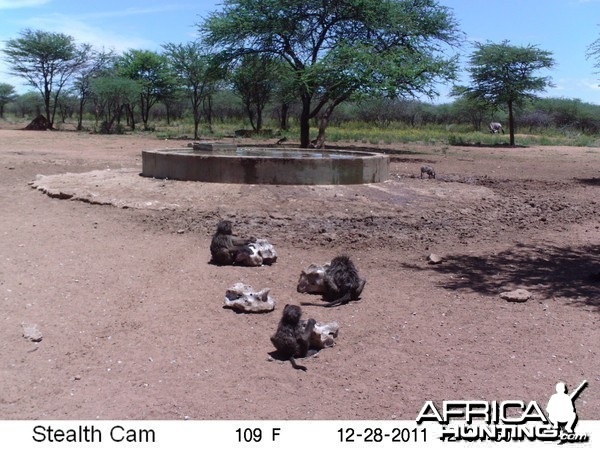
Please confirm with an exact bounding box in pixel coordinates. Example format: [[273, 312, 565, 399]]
[[0, 83, 17, 118], [587, 32, 600, 81], [90, 76, 141, 134], [231, 54, 281, 132], [2, 29, 91, 129], [201, 0, 461, 147], [162, 42, 222, 139], [454, 40, 555, 145], [117, 50, 174, 130]]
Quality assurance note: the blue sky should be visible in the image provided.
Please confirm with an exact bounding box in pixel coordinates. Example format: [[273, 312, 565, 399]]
[[1, 0, 600, 104]]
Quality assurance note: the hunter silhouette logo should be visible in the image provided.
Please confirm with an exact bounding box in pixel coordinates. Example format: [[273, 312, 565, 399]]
[[546, 380, 587, 434], [416, 380, 590, 443]]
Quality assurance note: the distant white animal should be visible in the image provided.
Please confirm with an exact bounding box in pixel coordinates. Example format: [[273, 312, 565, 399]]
[[489, 122, 504, 134]]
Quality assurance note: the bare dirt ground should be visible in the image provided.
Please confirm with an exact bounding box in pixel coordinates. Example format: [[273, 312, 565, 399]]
[[1, 124, 599, 420]]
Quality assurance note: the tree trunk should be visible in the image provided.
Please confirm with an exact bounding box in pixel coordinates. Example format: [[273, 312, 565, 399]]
[[245, 101, 256, 131], [204, 96, 213, 133], [299, 95, 311, 148], [141, 94, 150, 130], [165, 102, 171, 126], [127, 105, 136, 131], [313, 95, 348, 148], [280, 103, 289, 131], [193, 103, 201, 140], [256, 106, 263, 132], [508, 99, 515, 146], [314, 106, 335, 148], [77, 97, 85, 131], [44, 89, 53, 129]]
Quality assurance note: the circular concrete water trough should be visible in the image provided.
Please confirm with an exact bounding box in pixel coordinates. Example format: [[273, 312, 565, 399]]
[[141, 145, 389, 185]]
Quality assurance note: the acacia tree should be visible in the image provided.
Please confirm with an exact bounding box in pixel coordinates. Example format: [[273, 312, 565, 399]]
[[2, 29, 91, 129], [72, 49, 115, 130], [0, 83, 17, 118], [162, 42, 222, 139], [456, 41, 555, 145], [201, 0, 461, 148], [118, 50, 174, 130], [231, 54, 280, 132], [272, 63, 297, 131], [449, 91, 495, 131], [11, 91, 43, 117], [587, 32, 600, 86], [90, 76, 141, 133]]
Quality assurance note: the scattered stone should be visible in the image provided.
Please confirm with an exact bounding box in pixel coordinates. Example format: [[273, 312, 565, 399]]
[[22, 323, 43, 342], [427, 253, 443, 264], [500, 289, 532, 302]]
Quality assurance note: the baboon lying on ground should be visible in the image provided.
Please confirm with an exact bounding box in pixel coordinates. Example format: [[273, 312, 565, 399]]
[[270, 304, 316, 371], [297, 255, 366, 307], [420, 165, 436, 179], [209, 220, 255, 265]]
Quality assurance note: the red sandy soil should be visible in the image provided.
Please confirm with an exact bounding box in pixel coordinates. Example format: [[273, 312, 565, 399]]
[[0, 124, 598, 420]]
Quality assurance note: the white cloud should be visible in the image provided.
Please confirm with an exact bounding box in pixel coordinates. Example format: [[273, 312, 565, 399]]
[[582, 78, 600, 90], [74, 5, 187, 21], [21, 14, 156, 53], [0, 0, 50, 9]]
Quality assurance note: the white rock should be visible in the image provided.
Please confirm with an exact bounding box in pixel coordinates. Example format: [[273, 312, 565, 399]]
[[500, 289, 532, 302], [234, 239, 277, 266], [427, 253, 443, 264], [22, 323, 43, 342], [224, 283, 276, 313]]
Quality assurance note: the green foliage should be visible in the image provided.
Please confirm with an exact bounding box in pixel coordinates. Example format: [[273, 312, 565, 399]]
[[587, 32, 600, 79], [71, 49, 116, 130], [463, 41, 555, 105], [2, 29, 91, 128], [201, 0, 462, 147], [90, 76, 142, 133], [0, 83, 17, 118], [117, 49, 175, 130], [162, 42, 223, 138], [522, 97, 600, 133], [231, 54, 281, 131], [455, 40, 555, 145], [6, 91, 44, 118]]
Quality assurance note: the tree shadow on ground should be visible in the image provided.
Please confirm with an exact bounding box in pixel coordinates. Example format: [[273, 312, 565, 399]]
[[402, 243, 600, 312], [575, 177, 600, 186], [449, 142, 528, 148]]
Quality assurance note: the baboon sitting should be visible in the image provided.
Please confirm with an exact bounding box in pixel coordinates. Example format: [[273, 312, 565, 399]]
[[420, 165, 436, 179], [270, 304, 316, 371], [209, 220, 255, 265], [322, 255, 366, 307]]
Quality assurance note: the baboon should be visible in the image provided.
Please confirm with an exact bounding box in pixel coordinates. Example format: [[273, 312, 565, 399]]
[[322, 255, 366, 307], [270, 304, 316, 371], [209, 220, 255, 265], [420, 165, 436, 179]]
